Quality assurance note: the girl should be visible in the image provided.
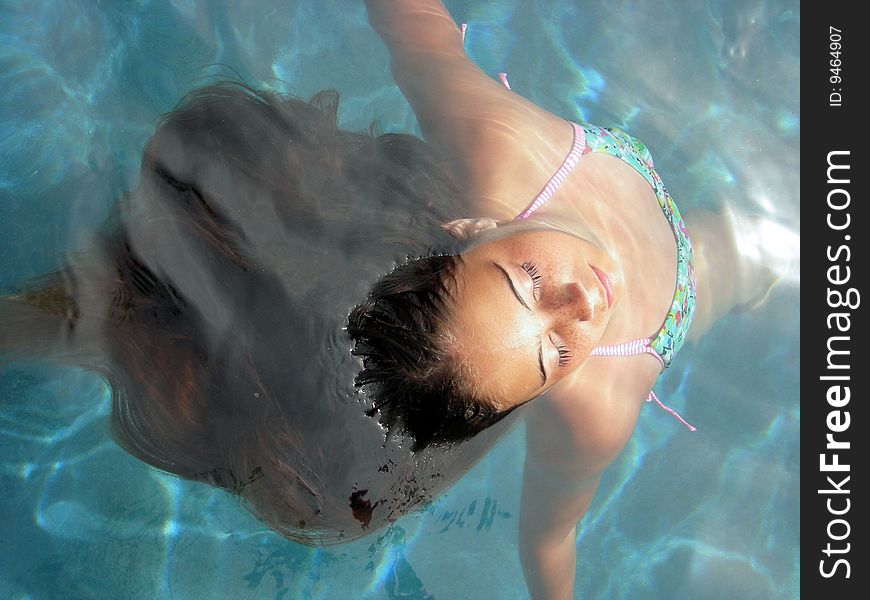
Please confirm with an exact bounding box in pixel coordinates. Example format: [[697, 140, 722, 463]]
[[348, 1, 793, 598]]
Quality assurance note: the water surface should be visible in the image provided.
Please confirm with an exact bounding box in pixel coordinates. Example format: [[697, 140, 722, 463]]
[[1, 1, 799, 598]]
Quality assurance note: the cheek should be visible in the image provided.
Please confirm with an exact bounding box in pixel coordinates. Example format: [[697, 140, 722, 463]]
[[559, 322, 600, 361]]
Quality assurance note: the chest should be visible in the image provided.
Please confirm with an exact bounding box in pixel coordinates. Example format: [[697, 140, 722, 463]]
[[543, 154, 680, 341]]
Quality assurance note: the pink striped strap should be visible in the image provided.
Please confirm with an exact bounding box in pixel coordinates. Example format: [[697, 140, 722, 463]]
[[459, 24, 583, 219], [647, 390, 696, 432], [592, 338, 696, 431], [513, 122, 587, 220], [591, 337, 665, 368]]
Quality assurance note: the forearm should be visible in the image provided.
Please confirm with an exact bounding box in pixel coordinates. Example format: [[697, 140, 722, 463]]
[[365, 0, 465, 66], [364, 0, 497, 159], [519, 523, 578, 600]]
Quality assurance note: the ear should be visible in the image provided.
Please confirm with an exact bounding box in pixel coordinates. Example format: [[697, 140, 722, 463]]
[[440, 218, 499, 240]]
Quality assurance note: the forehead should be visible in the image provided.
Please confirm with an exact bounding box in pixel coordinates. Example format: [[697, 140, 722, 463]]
[[450, 254, 542, 406], [466, 227, 552, 254]]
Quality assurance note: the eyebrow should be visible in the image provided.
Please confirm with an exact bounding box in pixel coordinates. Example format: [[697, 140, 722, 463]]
[[494, 262, 546, 385]]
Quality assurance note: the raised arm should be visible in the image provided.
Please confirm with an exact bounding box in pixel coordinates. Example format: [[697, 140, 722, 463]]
[[365, 0, 500, 143], [365, 0, 466, 64], [364, 0, 571, 214]]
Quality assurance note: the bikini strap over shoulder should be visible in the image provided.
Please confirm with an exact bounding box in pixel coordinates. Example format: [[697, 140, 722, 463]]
[[592, 338, 696, 431], [513, 122, 587, 220]]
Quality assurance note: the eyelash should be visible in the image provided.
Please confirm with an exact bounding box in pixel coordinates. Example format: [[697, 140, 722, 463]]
[[555, 342, 572, 367], [521, 261, 542, 299]]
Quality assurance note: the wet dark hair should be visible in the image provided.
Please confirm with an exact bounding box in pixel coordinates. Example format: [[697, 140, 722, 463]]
[[1, 80, 522, 545], [348, 255, 518, 451]]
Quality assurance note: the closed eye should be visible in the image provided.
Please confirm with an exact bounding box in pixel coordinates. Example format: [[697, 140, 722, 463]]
[[495, 263, 531, 311], [493, 261, 546, 385]]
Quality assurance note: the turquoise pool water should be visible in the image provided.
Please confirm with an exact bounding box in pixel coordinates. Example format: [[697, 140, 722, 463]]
[[1, 1, 799, 598]]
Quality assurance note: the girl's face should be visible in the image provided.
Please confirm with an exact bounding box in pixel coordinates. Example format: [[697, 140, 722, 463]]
[[449, 229, 621, 409]]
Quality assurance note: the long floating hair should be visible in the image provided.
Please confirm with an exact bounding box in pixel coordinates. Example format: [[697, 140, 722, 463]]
[[0, 81, 519, 544]]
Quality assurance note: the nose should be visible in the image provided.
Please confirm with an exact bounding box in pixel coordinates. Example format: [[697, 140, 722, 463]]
[[548, 281, 594, 322]]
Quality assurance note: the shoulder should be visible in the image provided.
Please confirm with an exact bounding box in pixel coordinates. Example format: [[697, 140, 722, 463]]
[[365, 1, 584, 219], [523, 358, 657, 477], [465, 116, 577, 219]]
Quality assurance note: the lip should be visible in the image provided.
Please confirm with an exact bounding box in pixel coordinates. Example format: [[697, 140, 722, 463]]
[[590, 265, 613, 308]]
